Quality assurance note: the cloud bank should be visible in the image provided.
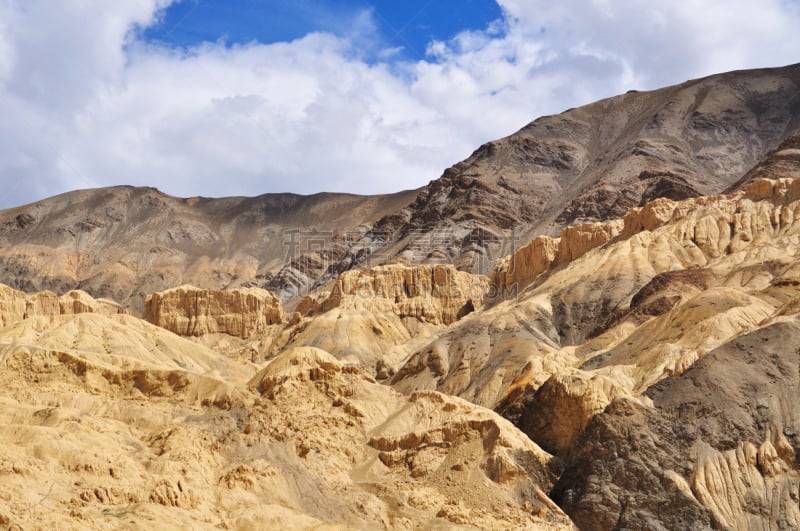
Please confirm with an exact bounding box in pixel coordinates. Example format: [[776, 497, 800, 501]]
[[1, 0, 799, 208]]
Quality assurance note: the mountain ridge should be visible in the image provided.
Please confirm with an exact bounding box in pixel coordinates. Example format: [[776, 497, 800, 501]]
[[2, 64, 798, 311]]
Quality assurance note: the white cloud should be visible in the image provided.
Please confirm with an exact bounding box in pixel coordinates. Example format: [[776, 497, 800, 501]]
[[0, 0, 798, 208], [495, 0, 800, 90]]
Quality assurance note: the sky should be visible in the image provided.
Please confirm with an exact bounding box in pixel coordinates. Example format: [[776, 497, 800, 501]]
[[0, 0, 799, 209]]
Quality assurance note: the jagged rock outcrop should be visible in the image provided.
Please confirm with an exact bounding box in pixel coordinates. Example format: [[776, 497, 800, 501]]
[[144, 285, 285, 339], [0, 283, 124, 328], [493, 220, 623, 291], [518, 177, 800, 348], [497, 371, 636, 457], [551, 398, 714, 530], [302, 264, 489, 326], [553, 316, 800, 529], [246, 347, 573, 530], [272, 264, 491, 372], [492, 194, 709, 293]]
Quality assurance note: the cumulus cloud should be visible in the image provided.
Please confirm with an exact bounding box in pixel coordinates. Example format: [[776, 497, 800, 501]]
[[496, 0, 800, 90], [0, 0, 799, 208]]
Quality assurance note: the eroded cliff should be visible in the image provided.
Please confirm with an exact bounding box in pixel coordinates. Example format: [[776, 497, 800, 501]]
[[144, 285, 285, 339]]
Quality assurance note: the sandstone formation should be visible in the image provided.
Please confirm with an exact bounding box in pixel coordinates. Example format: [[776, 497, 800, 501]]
[[138, 265, 490, 371], [0, 313, 574, 529], [0, 282, 123, 328], [1, 65, 800, 530], [272, 264, 490, 372], [302, 264, 489, 326], [144, 285, 285, 339], [492, 219, 623, 292]]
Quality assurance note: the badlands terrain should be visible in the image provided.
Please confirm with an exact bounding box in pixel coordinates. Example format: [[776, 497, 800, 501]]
[[0, 63, 799, 529]]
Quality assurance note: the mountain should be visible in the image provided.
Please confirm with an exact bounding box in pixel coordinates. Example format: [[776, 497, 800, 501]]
[[1, 64, 800, 529], [0, 186, 418, 310], [328, 63, 800, 276], [0, 64, 798, 312]]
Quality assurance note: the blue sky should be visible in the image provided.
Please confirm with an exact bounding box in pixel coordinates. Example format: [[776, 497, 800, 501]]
[[0, 0, 799, 208], [143, 0, 503, 62]]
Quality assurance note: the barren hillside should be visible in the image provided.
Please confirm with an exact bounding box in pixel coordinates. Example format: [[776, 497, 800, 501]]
[[1, 64, 800, 529], [1, 65, 798, 312]]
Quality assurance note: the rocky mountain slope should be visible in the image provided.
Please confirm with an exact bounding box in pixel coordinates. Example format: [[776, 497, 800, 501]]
[[330, 63, 800, 277], [1, 64, 800, 529], [1, 64, 798, 311], [136, 165, 800, 528], [3, 176, 800, 529], [0, 186, 419, 310], [0, 286, 572, 529]]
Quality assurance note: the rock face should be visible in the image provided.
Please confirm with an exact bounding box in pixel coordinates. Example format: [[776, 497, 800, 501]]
[[0, 282, 123, 328], [304, 264, 490, 326], [493, 219, 623, 292], [497, 371, 634, 457], [271, 264, 491, 373], [553, 317, 800, 530], [144, 285, 285, 339]]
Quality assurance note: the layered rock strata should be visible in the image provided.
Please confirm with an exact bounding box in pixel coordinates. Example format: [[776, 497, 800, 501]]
[[0, 283, 124, 328], [300, 264, 490, 326], [144, 285, 285, 339]]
